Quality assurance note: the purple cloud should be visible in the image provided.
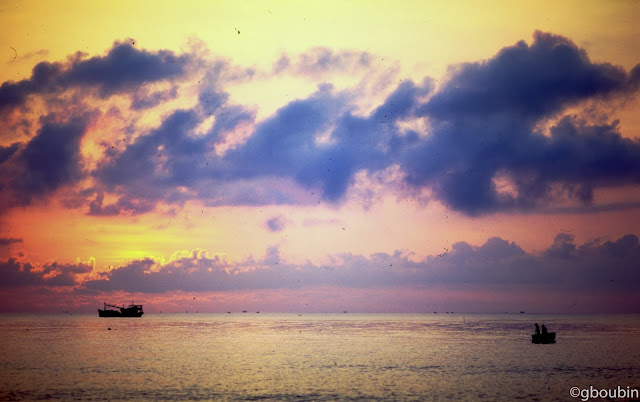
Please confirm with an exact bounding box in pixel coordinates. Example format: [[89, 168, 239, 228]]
[[77, 234, 640, 298], [421, 31, 639, 121], [0, 237, 23, 246], [92, 32, 639, 216], [2, 32, 639, 217], [0, 39, 190, 113], [0, 258, 92, 288], [0, 114, 92, 213], [265, 216, 287, 232]]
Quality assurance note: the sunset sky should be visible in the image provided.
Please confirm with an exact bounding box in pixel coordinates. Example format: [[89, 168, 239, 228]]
[[1, 0, 639, 313]]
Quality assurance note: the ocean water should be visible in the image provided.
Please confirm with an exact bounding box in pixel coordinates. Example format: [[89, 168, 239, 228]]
[[1, 313, 639, 401]]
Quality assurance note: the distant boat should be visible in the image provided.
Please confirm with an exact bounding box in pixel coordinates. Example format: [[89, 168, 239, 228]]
[[98, 302, 144, 317], [531, 332, 555, 344]]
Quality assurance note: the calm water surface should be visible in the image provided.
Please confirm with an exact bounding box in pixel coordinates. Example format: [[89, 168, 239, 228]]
[[1, 313, 639, 400]]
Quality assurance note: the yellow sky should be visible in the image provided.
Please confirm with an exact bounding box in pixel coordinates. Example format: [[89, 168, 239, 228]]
[[2, 0, 639, 75]]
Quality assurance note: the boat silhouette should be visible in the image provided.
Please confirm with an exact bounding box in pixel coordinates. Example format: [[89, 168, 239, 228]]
[[531, 332, 555, 344], [98, 302, 144, 317]]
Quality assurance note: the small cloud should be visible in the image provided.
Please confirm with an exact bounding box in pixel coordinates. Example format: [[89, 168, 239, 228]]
[[0, 237, 22, 246], [7, 48, 49, 64], [265, 215, 286, 232]]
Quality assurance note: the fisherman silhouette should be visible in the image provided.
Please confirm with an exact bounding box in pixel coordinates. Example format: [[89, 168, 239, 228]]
[[532, 323, 555, 344]]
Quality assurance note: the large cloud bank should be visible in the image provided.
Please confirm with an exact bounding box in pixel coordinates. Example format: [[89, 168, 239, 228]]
[[2, 234, 638, 301], [0, 32, 639, 216]]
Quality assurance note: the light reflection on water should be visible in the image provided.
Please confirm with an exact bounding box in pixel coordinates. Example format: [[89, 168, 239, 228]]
[[1, 313, 639, 400]]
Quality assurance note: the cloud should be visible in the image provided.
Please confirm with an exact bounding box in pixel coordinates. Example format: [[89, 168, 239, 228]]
[[82, 253, 238, 293], [1, 233, 637, 312], [6, 48, 50, 64], [219, 79, 431, 203], [273, 47, 374, 77], [91, 108, 213, 214], [61, 40, 189, 97], [0, 237, 22, 246], [421, 31, 640, 121], [94, 32, 638, 216], [224, 85, 354, 201], [0, 113, 92, 212], [265, 215, 287, 232], [0, 258, 92, 288], [76, 234, 640, 296], [87, 192, 155, 216], [400, 32, 640, 215], [130, 85, 179, 110], [0, 39, 190, 113], [0, 143, 19, 164], [402, 115, 640, 215], [423, 234, 640, 293], [2, 32, 639, 217], [16, 115, 88, 194]]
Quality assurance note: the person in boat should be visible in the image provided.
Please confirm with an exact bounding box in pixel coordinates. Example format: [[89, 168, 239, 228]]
[[541, 324, 547, 335], [535, 323, 540, 335]]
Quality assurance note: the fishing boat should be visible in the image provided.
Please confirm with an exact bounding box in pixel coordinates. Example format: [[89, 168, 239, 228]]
[[98, 302, 144, 317], [531, 332, 556, 344]]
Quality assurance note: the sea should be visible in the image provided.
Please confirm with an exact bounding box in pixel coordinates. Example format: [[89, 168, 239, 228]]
[[1, 313, 639, 401]]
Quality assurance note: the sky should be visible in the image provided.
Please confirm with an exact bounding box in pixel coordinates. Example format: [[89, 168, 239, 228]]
[[0, 0, 639, 313]]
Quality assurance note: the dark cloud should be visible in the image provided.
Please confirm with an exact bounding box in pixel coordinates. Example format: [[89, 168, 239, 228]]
[[82, 254, 237, 293], [88, 32, 639, 216], [0, 233, 635, 311], [88, 63, 258, 213], [80, 247, 409, 293], [423, 233, 640, 293], [0, 237, 22, 246], [221, 80, 430, 203], [77, 234, 640, 297], [265, 216, 286, 232], [544, 233, 576, 259], [130, 85, 179, 110], [400, 32, 640, 215], [0, 61, 62, 111], [0, 143, 19, 164], [0, 40, 190, 113], [0, 114, 91, 212], [61, 40, 189, 97], [87, 192, 155, 216], [92, 109, 208, 214], [225, 86, 351, 200], [402, 112, 640, 215], [0, 258, 92, 288], [421, 31, 639, 121], [3, 32, 639, 217], [17, 115, 88, 194]]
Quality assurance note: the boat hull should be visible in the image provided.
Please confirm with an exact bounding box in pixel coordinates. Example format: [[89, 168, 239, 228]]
[[531, 332, 556, 344], [98, 309, 143, 317], [98, 303, 144, 317]]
